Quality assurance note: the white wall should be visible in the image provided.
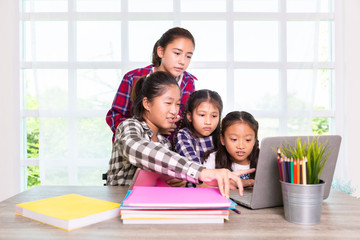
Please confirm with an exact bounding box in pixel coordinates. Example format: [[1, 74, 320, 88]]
[[0, 0, 359, 201], [344, 0, 360, 195], [0, 0, 20, 201]]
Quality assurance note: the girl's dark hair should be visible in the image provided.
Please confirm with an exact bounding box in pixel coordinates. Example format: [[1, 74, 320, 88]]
[[214, 111, 259, 179], [131, 71, 179, 120], [179, 89, 223, 150], [152, 27, 195, 67]]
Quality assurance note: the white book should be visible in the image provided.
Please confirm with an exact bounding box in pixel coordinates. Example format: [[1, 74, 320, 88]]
[[122, 218, 226, 224]]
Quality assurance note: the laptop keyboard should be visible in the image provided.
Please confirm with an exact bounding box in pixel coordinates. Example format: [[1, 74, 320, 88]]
[[230, 188, 253, 208]]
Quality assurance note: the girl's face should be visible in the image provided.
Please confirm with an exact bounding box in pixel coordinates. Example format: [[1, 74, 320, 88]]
[[143, 84, 181, 134], [220, 122, 256, 165], [156, 37, 194, 78], [187, 101, 220, 137]]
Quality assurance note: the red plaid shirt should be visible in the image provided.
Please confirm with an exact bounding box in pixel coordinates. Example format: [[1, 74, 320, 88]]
[[106, 65, 197, 142]]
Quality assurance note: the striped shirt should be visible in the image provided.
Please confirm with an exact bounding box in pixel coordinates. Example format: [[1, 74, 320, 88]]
[[107, 118, 204, 186], [175, 128, 214, 164]]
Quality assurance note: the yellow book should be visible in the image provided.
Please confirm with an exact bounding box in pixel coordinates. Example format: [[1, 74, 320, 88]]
[[16, 194, 120, 231]]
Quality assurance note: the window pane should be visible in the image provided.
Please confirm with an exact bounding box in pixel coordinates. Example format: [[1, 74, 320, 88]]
[[77, 69, 122, 110], [234, 0, 279, 12], [312, 117, 330, 135], [26, 166, 41, 189], [128, 21, 173, 62], [234, 69, 279, 110], [287, 69, 313, 110], [287, 0, 333, 13], [39, 117, 68, 159], [191, 69, 227, 101], [287, 69, 332, 110], [77, 117, 113, 158], [181, 21, 226, 62], [22, 70, 38, 110], [257, 118, 279, 140], [315, 69, 333, 110], [26, 117, 39, 159], [78, 167, 108, 185], [76, 0, 121, 12], [22, 0, 67, 12], [77, 21, 121, 61], [42, 166, 68, 185], [26, 69, 68, 110], [181, 0, 226, 12], [287, 21, 333, 62], [288, 117, 312, 135], [128, 0, 172, 12], [234, 21, 279, 61], [23, 21, 68, 61]]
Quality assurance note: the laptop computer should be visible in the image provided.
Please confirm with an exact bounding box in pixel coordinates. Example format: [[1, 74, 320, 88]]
[[230, 135, 342, 209]]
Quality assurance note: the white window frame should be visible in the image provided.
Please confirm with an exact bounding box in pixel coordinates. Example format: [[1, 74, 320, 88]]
[[19, 0, 344, 190]]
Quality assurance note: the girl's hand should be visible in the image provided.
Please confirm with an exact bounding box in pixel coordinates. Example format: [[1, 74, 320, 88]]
[[196, 182, 217, 188], [166, 178, 187, 187], [241, 179, 255, 188], [198, 168, 256, 198], [198, 168, 242, 198]]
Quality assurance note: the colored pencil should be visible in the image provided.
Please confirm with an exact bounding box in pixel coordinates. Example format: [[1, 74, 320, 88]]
[[278, 158, 283, 181], [277, 149, 283, 181], [293, 159, 297, 184], [297, 158, 300, 184], [285, 157, 289, 182], [305, 157, 309, 184], [302, 157, 307, 185], [299, 160, 303, 184], [290, 157, 294, 184], [288, 158, 291, 183], [281, 157, 286, 183]]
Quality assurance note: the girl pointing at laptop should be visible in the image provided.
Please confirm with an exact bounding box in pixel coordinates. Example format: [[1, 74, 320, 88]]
[[106, 71, 255, 198]]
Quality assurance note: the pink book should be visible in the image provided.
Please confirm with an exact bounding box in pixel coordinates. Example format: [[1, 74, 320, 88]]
[[129, 169, 172, 190], [122, 187, 231, 208]]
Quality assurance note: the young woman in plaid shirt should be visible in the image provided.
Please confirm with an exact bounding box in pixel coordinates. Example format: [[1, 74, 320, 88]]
[[106, 71, 255, 198], [106, 27, 197, 143]]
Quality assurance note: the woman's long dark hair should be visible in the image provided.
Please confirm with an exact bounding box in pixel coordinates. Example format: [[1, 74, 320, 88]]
[[177, 89, 223, 150], [152, 27, 195, 67], [131, 71, 179, 121], [212, 111, 259, 179]]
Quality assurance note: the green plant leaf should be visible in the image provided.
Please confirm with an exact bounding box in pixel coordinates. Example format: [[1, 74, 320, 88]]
[[280, 136, 331, 184]]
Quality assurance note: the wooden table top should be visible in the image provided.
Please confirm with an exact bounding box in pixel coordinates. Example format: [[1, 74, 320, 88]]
[[1, 185, 359, 240]]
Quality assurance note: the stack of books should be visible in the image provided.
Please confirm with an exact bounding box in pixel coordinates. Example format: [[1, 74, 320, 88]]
[[120, 186, 232, 224]]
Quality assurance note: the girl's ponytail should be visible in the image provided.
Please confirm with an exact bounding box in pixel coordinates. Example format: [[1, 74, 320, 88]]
[[152, 40, 161, 67], [131, 76, 146, 120], [249, 139, 259, 179]]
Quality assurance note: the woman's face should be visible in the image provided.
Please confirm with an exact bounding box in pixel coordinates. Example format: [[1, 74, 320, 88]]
[[156, 37, 194, 78], [220, 122, 256, 165], [143, 84, 181, 134]]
